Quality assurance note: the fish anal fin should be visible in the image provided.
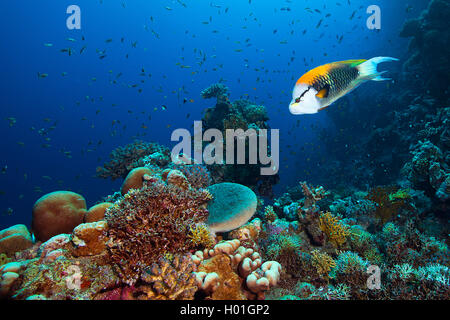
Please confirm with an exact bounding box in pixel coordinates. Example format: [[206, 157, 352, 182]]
[[316, 84, 330, 98], [318, 105, 330, 112]]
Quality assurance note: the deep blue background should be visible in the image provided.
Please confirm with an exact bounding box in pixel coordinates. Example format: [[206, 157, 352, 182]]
[[0, 0, 428, 230]]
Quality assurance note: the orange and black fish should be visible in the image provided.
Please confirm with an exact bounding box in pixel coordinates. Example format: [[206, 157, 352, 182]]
[[289, 57, 398, 115]]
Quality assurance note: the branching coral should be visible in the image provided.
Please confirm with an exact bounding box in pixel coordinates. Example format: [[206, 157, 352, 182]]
[[310, 250, 336, 279], [171, 163, 212, 189], [318, 212, 351, 248], [201, 83, 229, 100], [263, 205, 278, 223], [187, 224, 215, 249], [96, 140, 170, 180], [105, 178, 210, 285], [138, 254, 197, 300]]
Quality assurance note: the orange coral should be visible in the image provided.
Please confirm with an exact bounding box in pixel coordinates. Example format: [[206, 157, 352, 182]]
[[197, 253, 246, 300], [121, 167, 153, 195], [318, 212, 351, 248], [32, 191, 87, 241], [84, 202, 113, 223], [311, 249, 336, 278]]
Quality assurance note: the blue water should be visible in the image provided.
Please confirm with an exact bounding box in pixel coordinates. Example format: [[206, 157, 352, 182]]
[[0, 0, 429, 230]]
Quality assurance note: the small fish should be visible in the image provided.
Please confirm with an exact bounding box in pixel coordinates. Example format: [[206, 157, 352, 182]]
[[289, 57, 398, 115]]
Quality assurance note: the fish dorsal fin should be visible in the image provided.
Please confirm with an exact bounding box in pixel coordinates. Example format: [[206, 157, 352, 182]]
[[335, 59, 367, 68], [316, 84, 330, 98]]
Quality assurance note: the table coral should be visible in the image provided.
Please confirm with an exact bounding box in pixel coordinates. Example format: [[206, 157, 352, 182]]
[[206, 182, 257, 233]]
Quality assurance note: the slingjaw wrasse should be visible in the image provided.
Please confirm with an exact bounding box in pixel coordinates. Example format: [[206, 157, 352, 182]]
[[289, 57, 398, 115]]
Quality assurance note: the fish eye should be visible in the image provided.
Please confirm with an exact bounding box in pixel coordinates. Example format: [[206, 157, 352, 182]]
[[295, 97, 301, 103]]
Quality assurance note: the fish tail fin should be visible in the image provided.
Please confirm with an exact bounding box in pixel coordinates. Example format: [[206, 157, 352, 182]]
[[357, 56, 399, 81]]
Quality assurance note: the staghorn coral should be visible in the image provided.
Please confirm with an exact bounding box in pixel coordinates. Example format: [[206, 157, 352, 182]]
[[105, 177, 210, 285]]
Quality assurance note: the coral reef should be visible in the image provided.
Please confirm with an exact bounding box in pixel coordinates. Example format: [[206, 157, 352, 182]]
[[0, 225, 33, 257], [32, 191, 87, 242], [201, 87, 279, 197], [120, 167, 154, 195], [192, 239, 281, 300], [206, 182, 257, 233], [84, 202, 113, 223], [105, 176, 210, 285], [96, 140, 170, 180]]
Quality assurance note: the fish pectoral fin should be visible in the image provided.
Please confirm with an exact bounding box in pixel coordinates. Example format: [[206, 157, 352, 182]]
[[318, 105, 330, 112], [316, 84, 330, 98]]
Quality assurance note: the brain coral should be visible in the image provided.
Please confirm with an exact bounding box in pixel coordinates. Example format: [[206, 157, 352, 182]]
[[206, 183, 257, 233], [0, 224, 33, 257], [120, 167, 153, 195], [84, 202, 113, 223], [32, 191, 87, 242], [105, 178, 210, 285]]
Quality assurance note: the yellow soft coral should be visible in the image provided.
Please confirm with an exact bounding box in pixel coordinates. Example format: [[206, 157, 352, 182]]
[[311, 249, 336, 278], [318, 212, 350, 248], [187, 224, 215, 249]]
